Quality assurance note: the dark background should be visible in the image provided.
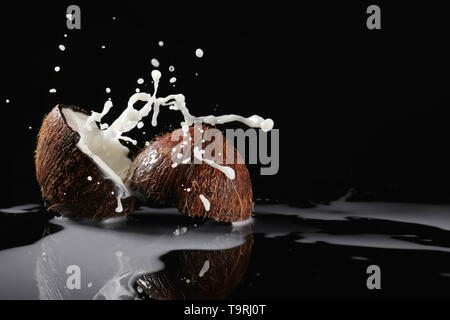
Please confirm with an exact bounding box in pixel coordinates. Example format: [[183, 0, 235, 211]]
[[1, 1, 450, 208]]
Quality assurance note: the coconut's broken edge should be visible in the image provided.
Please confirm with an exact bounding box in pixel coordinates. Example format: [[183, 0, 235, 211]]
[[35, 104, 138, 220]]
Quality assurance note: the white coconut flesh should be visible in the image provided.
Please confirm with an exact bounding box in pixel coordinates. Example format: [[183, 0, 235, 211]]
[[61, 107, 133, 212]]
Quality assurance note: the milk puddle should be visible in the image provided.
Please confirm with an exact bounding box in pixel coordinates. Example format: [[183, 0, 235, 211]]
[[1, 199, 450, 299], [0, 206, 251, 300]]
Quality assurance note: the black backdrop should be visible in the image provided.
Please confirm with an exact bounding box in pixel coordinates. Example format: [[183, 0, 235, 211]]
[[1, 1, 450, 208]]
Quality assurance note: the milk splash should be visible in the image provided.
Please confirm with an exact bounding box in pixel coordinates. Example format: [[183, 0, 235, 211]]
[[64, 69, 274, 213]]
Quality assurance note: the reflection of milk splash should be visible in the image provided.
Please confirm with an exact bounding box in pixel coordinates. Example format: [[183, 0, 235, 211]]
[[93, 251, 134, 300], [36, 240, 64, 300], [0, 206, 252, 300]]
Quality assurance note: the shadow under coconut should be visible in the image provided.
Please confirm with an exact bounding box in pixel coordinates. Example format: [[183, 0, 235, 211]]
[[134, 234, 253, 300]]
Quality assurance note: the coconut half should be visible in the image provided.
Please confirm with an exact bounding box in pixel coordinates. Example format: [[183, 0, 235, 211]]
[[126, 126, 254, 222], [35, 104, 138, 220]]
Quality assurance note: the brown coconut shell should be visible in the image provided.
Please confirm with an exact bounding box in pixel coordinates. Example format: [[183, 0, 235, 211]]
[[135, 234, 253, 300], [126, 126, 254, 222], [35, 104, 138, 220]]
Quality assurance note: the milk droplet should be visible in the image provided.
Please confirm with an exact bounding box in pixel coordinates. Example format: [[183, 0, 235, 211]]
[[66, 13, 72, 20], [195, 48, 204, 58], [5, 99, 9, 103], [49, 88, 57, 93], [58, 44, 65, 51], [101, 45, 106, 49], [158, 41, 164, 47], [54, 66, 60, 72], [63, 34, 67, 38], [112, 16, 116, 20], [169, 66, 175, 72], [137, 121, 144, 129], [151, 58, 160, 68], [88, 283, 92, 288], [29, 126, 32, 130], [169, 77, 177, 83], [145, 141, 150, 146], [106, 87, 111, 93], [151, 70, 162, 82], [186, 188, 191, 192], [137, 78, 144, 84], [199, 195, 210, 211], [87, 176, 93, 181]]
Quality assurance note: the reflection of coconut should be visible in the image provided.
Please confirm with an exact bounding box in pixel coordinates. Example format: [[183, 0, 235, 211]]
[[135, 234, 253, 300]]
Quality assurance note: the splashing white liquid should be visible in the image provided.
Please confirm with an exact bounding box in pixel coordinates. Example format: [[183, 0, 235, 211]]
[[58, 45, 65, 51], [158, 41, 164, 47], [194, 147, 235, 180], [49, 89, 57, 93], [54, 66, 60, 72], [62, 69, 273, 213]]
